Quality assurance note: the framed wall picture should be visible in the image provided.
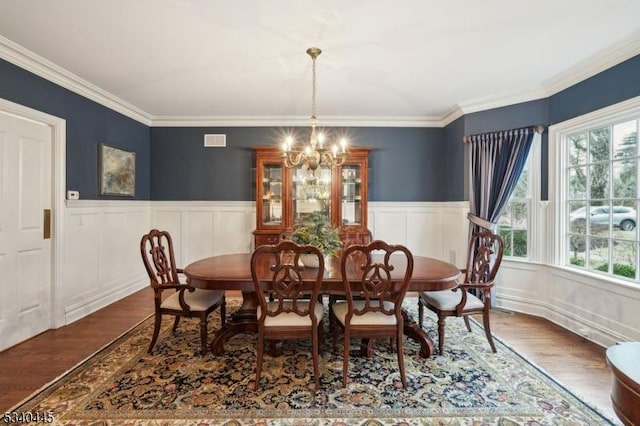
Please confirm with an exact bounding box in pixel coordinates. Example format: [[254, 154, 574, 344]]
[[99, 143, 135, 196]]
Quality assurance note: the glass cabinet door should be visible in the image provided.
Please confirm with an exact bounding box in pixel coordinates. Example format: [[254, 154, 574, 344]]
[[341, 164, 363, 226], [261, 163, 283, 226], [292, 165, 332, 222]]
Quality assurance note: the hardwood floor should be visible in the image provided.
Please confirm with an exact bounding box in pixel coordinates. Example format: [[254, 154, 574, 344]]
[[489, 308, 617, 421], [0, 288, 618, 422]]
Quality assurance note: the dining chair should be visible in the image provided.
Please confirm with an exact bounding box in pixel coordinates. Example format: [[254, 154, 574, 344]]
[[249, 240, 325, 391], [140, 229, 226, 355], [418, 229, 504, 355], [331, 240, 414, 388], [327, 229, 373, 329]]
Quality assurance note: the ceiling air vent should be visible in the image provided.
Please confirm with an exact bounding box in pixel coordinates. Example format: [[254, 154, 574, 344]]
[[204, 134, 226, 147]]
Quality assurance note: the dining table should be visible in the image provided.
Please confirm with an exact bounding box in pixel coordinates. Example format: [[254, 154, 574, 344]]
[[184, 252, 460, 358]]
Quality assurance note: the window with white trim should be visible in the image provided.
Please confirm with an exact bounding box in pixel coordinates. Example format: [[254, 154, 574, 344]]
[[559, 105, 640, 281], [497, 135, 540, 260], [497, 160, 531, 258]]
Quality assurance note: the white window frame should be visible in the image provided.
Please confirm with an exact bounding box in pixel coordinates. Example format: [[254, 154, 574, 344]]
[[550, 95, 640, 284]]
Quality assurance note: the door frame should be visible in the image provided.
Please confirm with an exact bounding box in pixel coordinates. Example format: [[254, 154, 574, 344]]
[[0, 97, 66, 328]]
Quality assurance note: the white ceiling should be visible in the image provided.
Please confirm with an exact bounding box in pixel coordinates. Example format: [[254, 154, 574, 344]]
[[1, 0, 640, 126]]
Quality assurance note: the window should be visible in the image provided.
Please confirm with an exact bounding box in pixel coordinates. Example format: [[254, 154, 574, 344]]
[[497, 160, 531, 258], [559, 107, 640, 281], [497, 133, 541, 260]]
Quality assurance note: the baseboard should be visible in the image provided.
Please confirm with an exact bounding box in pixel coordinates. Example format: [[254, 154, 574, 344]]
[[496, 294, 624, 348], [64, 278, 147, 325]]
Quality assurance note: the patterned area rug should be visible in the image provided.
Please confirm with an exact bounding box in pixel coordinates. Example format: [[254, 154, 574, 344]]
[[12, 298, 615, 425]]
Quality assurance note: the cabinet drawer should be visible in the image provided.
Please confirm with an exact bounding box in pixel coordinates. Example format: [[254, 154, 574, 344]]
[[255, 234, 282, 247]]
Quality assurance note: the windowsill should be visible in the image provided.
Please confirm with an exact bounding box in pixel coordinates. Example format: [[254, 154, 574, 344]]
[[501, 257, 544, 266]]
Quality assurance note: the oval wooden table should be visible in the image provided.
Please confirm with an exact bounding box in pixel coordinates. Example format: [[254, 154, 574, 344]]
[[184, 253, 460, 358], [606, 342, 640, 425]]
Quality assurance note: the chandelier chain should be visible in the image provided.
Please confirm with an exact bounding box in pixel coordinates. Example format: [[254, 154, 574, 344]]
[[311, 53, 317, 120]]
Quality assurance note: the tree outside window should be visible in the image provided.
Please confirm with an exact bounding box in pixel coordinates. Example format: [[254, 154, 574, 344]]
[[565, 119, 639, 280]]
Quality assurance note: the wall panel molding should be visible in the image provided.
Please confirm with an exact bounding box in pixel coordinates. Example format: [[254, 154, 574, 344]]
[[151, 201, 255, 266], [369, 201, 469, 267], [61, 199, 639, 348], [63, 201, 151, 324], [497, 261, 640, 347]]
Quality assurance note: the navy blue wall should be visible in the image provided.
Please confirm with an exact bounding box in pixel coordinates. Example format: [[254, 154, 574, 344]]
[[463, 100, 549, 135], [549, 55, 640, 124], [150, 126, 445, 201], [442, 117, 466, 201], [4, 51, 640, 202], [0, 59, 150, 200]]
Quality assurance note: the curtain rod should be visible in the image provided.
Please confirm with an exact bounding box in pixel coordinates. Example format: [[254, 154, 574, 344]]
[[462, 124, 545, 143]]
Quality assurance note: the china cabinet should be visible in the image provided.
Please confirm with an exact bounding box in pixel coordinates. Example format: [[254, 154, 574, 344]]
[[253, 146, 371, 247]]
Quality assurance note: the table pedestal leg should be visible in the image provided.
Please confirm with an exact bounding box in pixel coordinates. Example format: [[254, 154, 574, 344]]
[[402, 309, 434, 358], [210, 291, 258, 355]]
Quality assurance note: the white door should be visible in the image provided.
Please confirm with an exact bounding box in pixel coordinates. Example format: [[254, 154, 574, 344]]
[[0, 112, 52, 351]]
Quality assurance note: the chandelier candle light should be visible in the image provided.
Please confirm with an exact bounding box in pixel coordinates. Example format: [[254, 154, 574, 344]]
[[281, 47, 348, 173]]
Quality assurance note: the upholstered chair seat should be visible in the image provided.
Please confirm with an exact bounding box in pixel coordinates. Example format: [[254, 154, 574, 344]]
[[257, 301, 324, 327], [332, 300, 397, 326], [161, 289, 225, 312], [420, 290, 484, 312]]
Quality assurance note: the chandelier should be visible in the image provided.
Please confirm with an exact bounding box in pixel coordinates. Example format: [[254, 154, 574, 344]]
[[281, 47, 348, 172]]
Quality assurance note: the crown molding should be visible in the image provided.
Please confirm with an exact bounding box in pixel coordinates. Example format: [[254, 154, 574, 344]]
[[2, 31, 639, 130], [440, 106, 465, 127], [544, 30, 640, 95], [439, 87, 549, 127], [0, 35, 152, 126], [150, 115, 443, 128], [457, 87, 549, 115]]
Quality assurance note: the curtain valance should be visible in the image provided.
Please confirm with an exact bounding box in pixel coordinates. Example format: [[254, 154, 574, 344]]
[[466, 125, 542, 233]]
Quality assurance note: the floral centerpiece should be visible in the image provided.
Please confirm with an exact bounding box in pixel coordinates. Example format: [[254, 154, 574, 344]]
[[287, 211, 342, 267]]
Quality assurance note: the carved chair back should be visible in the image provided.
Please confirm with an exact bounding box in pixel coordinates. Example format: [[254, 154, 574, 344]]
[[463, 230, 504, 285], [250, 240, 325, 322], [140, 229, 180, 287], [340, 240, 413, 323]]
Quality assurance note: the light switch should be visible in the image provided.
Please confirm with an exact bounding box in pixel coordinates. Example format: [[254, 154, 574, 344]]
[[67, 190, 79, 200]]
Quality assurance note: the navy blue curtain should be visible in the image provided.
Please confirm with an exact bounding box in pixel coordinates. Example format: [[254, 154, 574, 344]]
[[467, 125, 539, 235]]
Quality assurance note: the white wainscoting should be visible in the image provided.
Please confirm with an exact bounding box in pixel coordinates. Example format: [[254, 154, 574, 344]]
[[60, 199, 639, 348], [63, 200, 152, 324], [496, 261, 640, 347], [150, 201, 469, 267], [151, 201, 255, 267], [61, 200, 255, 325], [59, 200, 469, 325], [368, 202, 470, 268]]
